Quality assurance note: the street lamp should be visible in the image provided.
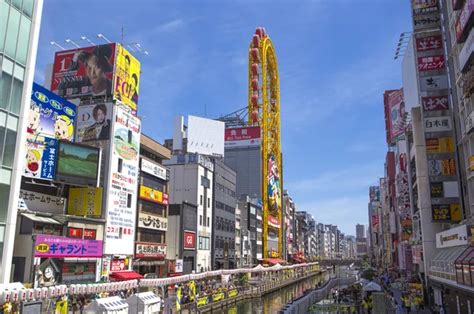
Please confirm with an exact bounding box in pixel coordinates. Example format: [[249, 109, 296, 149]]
[[50, 41, 65, 50], [65, 39, 80, 48], [80, 36, 95, 46], [97, 33, 112, 43]]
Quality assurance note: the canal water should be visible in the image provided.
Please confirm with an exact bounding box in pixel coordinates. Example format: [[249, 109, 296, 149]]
[[213, 271, 329, 314]]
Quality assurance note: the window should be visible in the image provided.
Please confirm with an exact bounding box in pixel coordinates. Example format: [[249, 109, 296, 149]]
[[199, 215, 203, 226], [200, 195, 203, 205], [198, 236, 210, 250], [118, 158, 123, 173], [0, 2, 9, 52], [4, 7, 20, 58], [207, 217, 210, 227], [16, 15, 30, 65], [142, 174, 165, 191], [140, 200, 166, 217], [2, 115, 18, 167], [0, 67, 13, 110], [207, 198, 210, 207], [10, 68, 24, 115]]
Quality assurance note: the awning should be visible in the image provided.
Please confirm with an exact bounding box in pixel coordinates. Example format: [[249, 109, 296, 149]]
[[431, 245, 469, 274], [109, 271, 144, 281], [264, 258, 286, 265], [21, 213, 62, 225]]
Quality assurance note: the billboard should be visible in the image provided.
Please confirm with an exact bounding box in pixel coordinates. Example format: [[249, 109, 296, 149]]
[[67, 187, 103, 217], [114, 44, 140, 112], [415, 35, 442, 52], [424, 117, 452, 132], [369, 186, 380, 202], [139, 185, 169, 205], [417, 55, 445, 71], [428, 159, 456, 176], [412, 0, 438, 15], [183, 231, 196, 250], [55, 141, 100, 186], [137, 212, 168, 231], [419, 74, 448, 91], [24, 138, 58, 180], [34, 235, 103, 258], [187, 116, 225, 157], [432, 204, 462, 222], [135, 242, 166, 258], [141, 158, 167, 180], [51, 43, 116, 99], [29, 83, 77, 142], [384, 89, 405, 143], [75, 103, 113, 142], [104, 106, 141, 255], [426, 137, 455, 154], [19, 190, 65, 214], [268, 155, 281, 212], [225, 126, 261, 148], [421, 95, 449, 111]]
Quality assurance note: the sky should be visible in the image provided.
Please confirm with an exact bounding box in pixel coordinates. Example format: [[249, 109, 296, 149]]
[[35, 0, 413, 236]]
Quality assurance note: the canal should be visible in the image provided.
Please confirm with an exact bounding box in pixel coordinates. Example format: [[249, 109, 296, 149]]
[[212, 271, 330, 314]]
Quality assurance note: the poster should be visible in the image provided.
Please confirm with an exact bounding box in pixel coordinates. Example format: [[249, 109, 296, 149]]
[[268, 155, 281, 212], [24, 139, 58, 180], [104, 106, 141, 255], [385, 89, 406, 143], [51, 44, 116, 99], [114, 44, 140, 112], [75, 103, 113, 142]]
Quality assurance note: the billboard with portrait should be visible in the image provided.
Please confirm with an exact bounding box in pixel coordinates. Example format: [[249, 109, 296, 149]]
[[267, 155, 281, 212], [384, 89, 406, 144], [51, 44, 116, 99], [104, 106, 141, 255], [75, 103, 113, 142], [114, 44, 140, 112], [55, 141, 101, 186]]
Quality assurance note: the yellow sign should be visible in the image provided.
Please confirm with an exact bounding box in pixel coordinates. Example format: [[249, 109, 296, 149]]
[[67, 187, 102, 217], [114, 44, 140, 112], [470, 156, 474, 171], [140, 185, 167, 204], [228, 289, 238, 298], [197, 296, 208, 307], [212, 292, 224, 302], [55, 298, 68, 314], [426, 137, 454, 154]]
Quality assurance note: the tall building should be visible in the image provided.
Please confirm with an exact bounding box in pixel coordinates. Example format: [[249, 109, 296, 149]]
[[0, 0, 44, 282], [355, 224, 367, 258], [282, 190, 296, 261], [356, 224, 365, 239]]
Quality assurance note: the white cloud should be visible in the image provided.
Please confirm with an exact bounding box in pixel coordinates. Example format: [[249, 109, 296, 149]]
[[155, 19, 184, 32]]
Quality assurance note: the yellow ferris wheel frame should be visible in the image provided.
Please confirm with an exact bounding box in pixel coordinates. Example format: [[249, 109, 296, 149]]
[[248, 28, 283, 259]]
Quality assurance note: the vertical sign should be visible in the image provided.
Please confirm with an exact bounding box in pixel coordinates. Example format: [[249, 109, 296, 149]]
[[104, 105, 141, 255]]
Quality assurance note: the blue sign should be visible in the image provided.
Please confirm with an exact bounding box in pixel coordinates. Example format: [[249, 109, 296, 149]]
[[29, 83, 76, 142], [25, 138, 58, 181]]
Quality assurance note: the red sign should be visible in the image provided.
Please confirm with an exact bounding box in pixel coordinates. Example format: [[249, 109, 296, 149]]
[[416, 35, 443, 52], [83, 229, 97, 240], [268, 215, 280, 228], [422, 95, 449, 111], [417, 55, 445, 71], [225, 126, 261, 147], [110, 259, 126, 272], [384, 89, 405, 144], [455, 0, 474, 43], [135, 242, 166, 258], [183, 231, 196, 250], [371, 215, 379, 228], [68, 227, 83, 239]]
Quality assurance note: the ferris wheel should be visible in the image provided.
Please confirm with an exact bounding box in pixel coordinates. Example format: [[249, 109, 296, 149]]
[[248, 27, 283, 259]]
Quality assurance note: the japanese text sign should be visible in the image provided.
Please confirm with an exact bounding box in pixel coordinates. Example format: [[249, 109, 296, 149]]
[[135, 242, 166, 258], [432, 204, 462, 222], [412, 0, 438, 15], [24, 139, 58, 181], [417, 55, 445, 71], [422, 95, 449, 111], [424, 117, 452, 132], [413, 13, 441, 31], [34, 235, 103, 258], [183, 231, 196, 250], [416, 35, 443, 52]]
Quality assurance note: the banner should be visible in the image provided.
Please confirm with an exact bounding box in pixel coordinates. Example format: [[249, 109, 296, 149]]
[[34, 235, 103, 258], [67, 187, 102, 217], [24, 139, 58, 180], [114, 44, 140, 112], [75, 103, 113, 142], [51, 43, 116, 99], [384, 89, 406, 143]]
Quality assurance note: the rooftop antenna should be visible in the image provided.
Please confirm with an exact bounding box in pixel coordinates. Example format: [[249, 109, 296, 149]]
[[97, 33, 112, 43], [50, 41, 65, 50], [80, 36, 95, 46], [65, 39, 80, 48]]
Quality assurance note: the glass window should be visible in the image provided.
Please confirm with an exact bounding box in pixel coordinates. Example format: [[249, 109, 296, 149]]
[[16, 16, 30, 65], [11, 0, 22, 11], [207, 217, 210, 227], [22, 0, 33, 18], [0, 112, 6, 159], [200, 195, 203, 205], [4, 7, 20, 58], [199, 215, 202, 226], [10, 77, 22, 114], [0, 2, 9, 52], [3, 128, 17, 167], [0, 71, 13, 110], [0, 181, 11, 222]]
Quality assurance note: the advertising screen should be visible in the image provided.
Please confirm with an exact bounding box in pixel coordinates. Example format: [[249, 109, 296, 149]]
[[51, 43, 116, 99], [187, 115, 225, 157], [114, 44, 140, 112], [55, 141, 100, 186], [75, 103, 113, 142], [267, 155, 281, 212]]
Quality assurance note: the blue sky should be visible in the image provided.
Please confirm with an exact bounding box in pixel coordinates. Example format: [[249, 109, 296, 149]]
[[35, 0, 412, 236]]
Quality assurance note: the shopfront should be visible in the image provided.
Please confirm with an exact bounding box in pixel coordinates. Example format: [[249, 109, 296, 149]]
[[133, 242, 167, 277]]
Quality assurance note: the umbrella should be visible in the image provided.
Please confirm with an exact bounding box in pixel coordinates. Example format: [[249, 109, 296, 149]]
[[362, 281, 382, 292]]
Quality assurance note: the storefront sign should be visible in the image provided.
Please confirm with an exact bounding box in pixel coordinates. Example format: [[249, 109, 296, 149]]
[[84, 229, 97, 240], [419, 75, 448, 91], [62, 263, 96, 284], [412, 0, 438, 15], [141, 158, 167, 180], [68, 227, 83, 239], [421, 95, 449, 111], [67, 187, 102, 217], [430, 182, 444, 198], [424, 117, 452, 132], [139, 185, 168, 205], [416, 35, 443, 51], [413, 13, 441, 31], [458, 28, 474, 72], [110, 259, 127, 272], [183, 231, 196, 250], [436, 225, 468, 248], [137, 212, 168, 231], [19, 190, 65, 214], [428, 159, 456, 176], [432, 204, 462, 222], [426, 137, 455, 154], [175, 259, 183, 273], [268, 215, 280, 228], [34, 235, 103, 258], [135, 242, 166, 258], [412, 245, 422, 264], [418, 55, 445, 71]]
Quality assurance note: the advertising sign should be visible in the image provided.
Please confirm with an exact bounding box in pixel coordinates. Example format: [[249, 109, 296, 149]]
[[75, 103, 113, 142], [113, 44, 140, 112], [430, 182, 444, 198], [55, 141, 100, 186], [141, 158, 167, 180], [421, 95, 449, 111], [371, 215, 379, 229], [385, 89, 406, 143], [432, 204, 462, 222], [424, 117, 452, 132], [67, 187, 102, 217], [417, 55, 445, 71], [419, 74, 449, 91], [110, 259, 127, 272], [137, 212, 168, 231], [24, 139, 58, 180], [369, 186, 380, 202], [175, 259, 183, 273], [139, 185, 169, 205], [183, 231, 196, 250], [455, 0, 474, 43], [19, 190, 65, 214], [426, 137, 455, 154], [187, 116, 225, 157], [416, 35, 443, 52], [135, 242, 166, 258], [225, 126, 261, 148], [268, 215, 280, 228], [51, 44, 116, 99], [458, 29, 474, 72], [412, 0, 438, 15], [470, 156, 474, 171], [34, 235, 103, 258], [428, 159, 456, 176], [268, 155, 281, 212], [400, 219, 412, 241], [29, 83, 76, 142], [413, 13, 441, 31], [436, 225, 468, 248], [104, 106, 141, 255]]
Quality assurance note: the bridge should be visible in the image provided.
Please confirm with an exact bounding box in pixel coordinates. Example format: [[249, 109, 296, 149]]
[[318, 259, 361, 267]]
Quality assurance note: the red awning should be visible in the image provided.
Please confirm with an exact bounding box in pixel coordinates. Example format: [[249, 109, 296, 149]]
[[109, 271, 144, 281], [264, 258, 286, 265]]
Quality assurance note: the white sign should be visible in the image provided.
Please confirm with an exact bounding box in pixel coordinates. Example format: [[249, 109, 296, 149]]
[[419, 75, 448, 91], [75, 103, 113, 142], [436, 225, 468, 248], [141, 158, 167, 180], [138, 212, 168, 231], [104, 105, 141, 255], [424, 117, 452, 132], [19, 190, 65, 214], [187, 116, 225, 157], [458, 29, 473, 72], [175, 259, 183, 273]]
